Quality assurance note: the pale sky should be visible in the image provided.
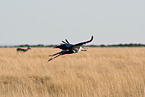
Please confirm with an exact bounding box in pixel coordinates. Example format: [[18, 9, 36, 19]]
[[0, 0, 145, 45]]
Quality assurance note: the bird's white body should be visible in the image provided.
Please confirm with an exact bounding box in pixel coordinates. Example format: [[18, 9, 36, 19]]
[[72, 46, 82, 53]]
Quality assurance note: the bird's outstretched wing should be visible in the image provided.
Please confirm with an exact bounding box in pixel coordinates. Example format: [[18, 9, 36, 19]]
[[62, 39, 70, 44], [62, 41, 66, 44], [73, 36, 93, 47], [55, 44, 73, 50], [65, 39, 70, 44], [55, 38, 72, 49]]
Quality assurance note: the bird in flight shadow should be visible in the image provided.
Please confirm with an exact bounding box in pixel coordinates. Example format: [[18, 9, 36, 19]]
[[48, 36, 93, 62]]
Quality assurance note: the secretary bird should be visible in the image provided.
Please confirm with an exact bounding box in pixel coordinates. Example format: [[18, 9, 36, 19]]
[[48, 36, 93, 62]]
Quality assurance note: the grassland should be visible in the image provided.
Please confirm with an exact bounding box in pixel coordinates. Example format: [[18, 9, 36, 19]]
[[0, 47, 145, 97]]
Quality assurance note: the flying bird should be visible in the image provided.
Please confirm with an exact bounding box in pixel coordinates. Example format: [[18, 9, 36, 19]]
[[48, 36, 93, 62]]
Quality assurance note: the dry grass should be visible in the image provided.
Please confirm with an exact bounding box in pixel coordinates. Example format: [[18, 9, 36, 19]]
[[0, 47, 145, 97]]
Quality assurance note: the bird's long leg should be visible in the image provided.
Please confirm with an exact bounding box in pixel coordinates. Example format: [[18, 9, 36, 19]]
[[48, 51, 67, 62], [48, 54, 61, 62], [81, 47, 87, 51]]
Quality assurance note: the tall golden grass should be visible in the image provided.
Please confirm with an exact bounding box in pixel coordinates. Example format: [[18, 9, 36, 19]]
[[0, 47, 145, 97]]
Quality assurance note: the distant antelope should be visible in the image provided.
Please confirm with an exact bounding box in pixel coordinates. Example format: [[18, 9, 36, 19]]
[[48, 36, 93, 62], [16, 45, 31, 53]]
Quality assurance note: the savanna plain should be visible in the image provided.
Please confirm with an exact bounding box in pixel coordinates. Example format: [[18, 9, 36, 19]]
[[0, 47, 145, 97]]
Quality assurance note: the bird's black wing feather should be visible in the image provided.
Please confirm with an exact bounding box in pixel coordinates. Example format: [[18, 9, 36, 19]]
[[55, 44, 73, 50], [73, 36, 93, 47]]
